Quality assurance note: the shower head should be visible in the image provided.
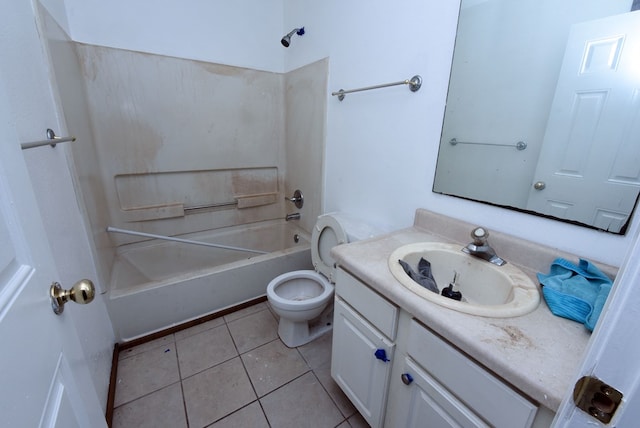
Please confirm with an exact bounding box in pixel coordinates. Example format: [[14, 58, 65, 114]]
[[281, 27, 305, 47]]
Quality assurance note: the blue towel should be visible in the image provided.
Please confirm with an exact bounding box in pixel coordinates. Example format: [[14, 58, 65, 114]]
[[537, 258, 612, 331]]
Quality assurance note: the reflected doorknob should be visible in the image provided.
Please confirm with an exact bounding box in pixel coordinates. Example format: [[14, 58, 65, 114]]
[[50, 279, 95, 315], [533, 181, 546, 190]]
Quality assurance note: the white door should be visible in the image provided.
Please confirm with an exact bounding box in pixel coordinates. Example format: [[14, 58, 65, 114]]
[[527, 12, 640, 233], [554, 213, 640, 426], [0, 86, 106, 426]]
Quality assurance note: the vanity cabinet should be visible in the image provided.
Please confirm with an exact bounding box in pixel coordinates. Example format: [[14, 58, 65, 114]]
[[391, 356, 488, 427], [331, 269, 399, 428], [387, 318, 538, 428], [332, 268, 548, 428]]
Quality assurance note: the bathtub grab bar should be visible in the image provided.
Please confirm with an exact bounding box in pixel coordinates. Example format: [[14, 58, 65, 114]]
[[106, 226, 268, 255]]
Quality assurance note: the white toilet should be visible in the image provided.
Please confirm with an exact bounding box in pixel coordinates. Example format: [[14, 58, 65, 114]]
[[267, 212, 380, 347]]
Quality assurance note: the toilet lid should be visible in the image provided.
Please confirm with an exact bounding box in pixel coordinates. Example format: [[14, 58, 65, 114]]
[[311, 214, 348, 283]]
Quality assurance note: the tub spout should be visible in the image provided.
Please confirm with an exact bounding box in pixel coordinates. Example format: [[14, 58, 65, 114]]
[[286, 213, 301, 221]]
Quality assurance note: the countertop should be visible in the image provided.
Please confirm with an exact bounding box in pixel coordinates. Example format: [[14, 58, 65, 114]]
[[330, 209, 610, 412]]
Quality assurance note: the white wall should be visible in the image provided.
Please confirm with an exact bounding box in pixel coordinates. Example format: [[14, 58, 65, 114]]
[[65, 0, 284, 73], [282, 0, 637, 267], [60, 0, 636, 266]]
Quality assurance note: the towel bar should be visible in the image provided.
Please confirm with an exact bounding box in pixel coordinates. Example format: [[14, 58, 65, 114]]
[[21, 128, 76, 150], [332, 75, 422, 101], [449, 138, 527, 151]]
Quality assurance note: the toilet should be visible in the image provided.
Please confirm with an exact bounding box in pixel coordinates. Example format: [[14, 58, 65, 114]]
[[267, 212, 380, 347]]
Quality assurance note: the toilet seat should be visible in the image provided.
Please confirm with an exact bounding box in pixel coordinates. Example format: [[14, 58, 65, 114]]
[[266, 270, 333, 312], [267, 213, 376, 347], [311, 214, 348, 283]]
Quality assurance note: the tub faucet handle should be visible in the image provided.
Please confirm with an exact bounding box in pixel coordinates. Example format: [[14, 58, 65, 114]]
[[285, 189, 304, 208]]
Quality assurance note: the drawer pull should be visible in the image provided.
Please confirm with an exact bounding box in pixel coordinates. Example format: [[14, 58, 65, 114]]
[[401, 373, 414, 385], [374, 348, 390, 362]]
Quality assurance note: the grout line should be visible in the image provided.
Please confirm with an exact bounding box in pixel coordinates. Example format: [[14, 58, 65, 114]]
[[256, 399, 273, 428], [237, 337, 262, 399], [114, 300, 352, 427], [310, 368, 353, 423], [172, 338, 191, 428], [201, 398, 265, 428], [112, 380, 183, 412]]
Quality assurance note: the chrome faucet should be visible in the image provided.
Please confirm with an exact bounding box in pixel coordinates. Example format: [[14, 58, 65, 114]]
[[461, 227, 506, 266], [285, 212, 301, 221]]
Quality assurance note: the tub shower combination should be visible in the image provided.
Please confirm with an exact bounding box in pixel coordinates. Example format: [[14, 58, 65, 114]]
[[107, 219, 312, 340]]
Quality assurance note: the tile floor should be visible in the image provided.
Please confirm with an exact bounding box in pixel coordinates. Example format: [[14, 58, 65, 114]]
[[112, 302, 368, 428]]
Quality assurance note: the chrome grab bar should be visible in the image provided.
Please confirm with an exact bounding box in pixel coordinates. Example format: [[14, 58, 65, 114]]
[[183, 201, 237, 212], [332, 75, 422, 101], [21, 128, 76, 150], [106, 226, 268, 255]]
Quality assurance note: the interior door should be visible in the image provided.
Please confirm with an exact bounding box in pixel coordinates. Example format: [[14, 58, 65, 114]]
[[526, 11, 640, 233], [0, 86, 106, 426], [554, 204, 640, 426]]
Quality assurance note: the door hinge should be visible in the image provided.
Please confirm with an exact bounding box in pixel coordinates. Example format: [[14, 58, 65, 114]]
[[573, 376, 623, 424]]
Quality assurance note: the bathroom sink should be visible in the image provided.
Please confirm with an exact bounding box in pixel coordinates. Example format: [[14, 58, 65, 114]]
[[388, 242, 540, 317]]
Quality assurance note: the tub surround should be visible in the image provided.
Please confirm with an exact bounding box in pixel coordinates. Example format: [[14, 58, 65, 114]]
[[331, 208, 617, 412]]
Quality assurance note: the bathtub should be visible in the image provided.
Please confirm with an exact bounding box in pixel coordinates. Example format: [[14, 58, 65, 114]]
[[107, 220, 312, 341]]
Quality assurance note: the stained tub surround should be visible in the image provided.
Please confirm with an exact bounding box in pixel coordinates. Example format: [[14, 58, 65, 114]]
[[43, 10, 329, 307], [76, 45, 328, 247], [330, 208, 617, 424]]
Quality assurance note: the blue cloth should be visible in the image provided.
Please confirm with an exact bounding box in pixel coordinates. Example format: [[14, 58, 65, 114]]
[[537, 258, 612, 331]]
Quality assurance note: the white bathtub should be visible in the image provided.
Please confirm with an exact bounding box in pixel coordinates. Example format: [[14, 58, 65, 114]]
[[107, 220, 312, 340]]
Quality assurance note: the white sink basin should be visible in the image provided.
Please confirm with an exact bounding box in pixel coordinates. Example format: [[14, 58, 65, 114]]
[[388, 242, 540, 317]]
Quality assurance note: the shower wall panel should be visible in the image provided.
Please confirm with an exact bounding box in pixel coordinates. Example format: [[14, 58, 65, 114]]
[[77, 45, 286, 243], [284, 58, 329, 233]]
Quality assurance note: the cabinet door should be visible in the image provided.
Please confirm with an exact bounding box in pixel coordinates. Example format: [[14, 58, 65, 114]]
[[394, 358, 489, 428], [331, 298, 394, 428]]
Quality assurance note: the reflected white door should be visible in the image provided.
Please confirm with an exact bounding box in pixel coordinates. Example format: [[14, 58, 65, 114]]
[[527, 12, 640, 233], [0, 88, 105, 426]]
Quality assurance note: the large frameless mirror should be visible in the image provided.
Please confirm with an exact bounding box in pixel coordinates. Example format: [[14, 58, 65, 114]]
[[434, 0, 640, 234]]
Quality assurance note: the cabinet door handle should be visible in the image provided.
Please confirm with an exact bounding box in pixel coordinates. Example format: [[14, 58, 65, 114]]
[[374, 348, 390, 362], [401, 373, 414, 385]]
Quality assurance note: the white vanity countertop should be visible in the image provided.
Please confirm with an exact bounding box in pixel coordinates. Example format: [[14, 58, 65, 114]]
[[331, 209, 604, 412]]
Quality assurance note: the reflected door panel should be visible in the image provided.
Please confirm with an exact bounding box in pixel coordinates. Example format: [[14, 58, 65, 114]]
[[527, 12, 640, 233]]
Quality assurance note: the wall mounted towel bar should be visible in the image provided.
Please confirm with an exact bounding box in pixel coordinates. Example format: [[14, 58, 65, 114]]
[[21, 128, 76, 150], [332, 75, 422, 101], [449, 138, 527, 151]]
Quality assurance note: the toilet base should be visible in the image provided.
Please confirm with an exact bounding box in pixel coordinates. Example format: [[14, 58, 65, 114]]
[[278, 305, 333, 348]]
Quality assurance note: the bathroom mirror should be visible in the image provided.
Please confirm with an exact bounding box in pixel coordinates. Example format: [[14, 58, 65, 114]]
[[434, 0, 640, 234]]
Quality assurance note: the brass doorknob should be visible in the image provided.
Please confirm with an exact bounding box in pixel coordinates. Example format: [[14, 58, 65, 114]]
[[50, 279, 95, 315]]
